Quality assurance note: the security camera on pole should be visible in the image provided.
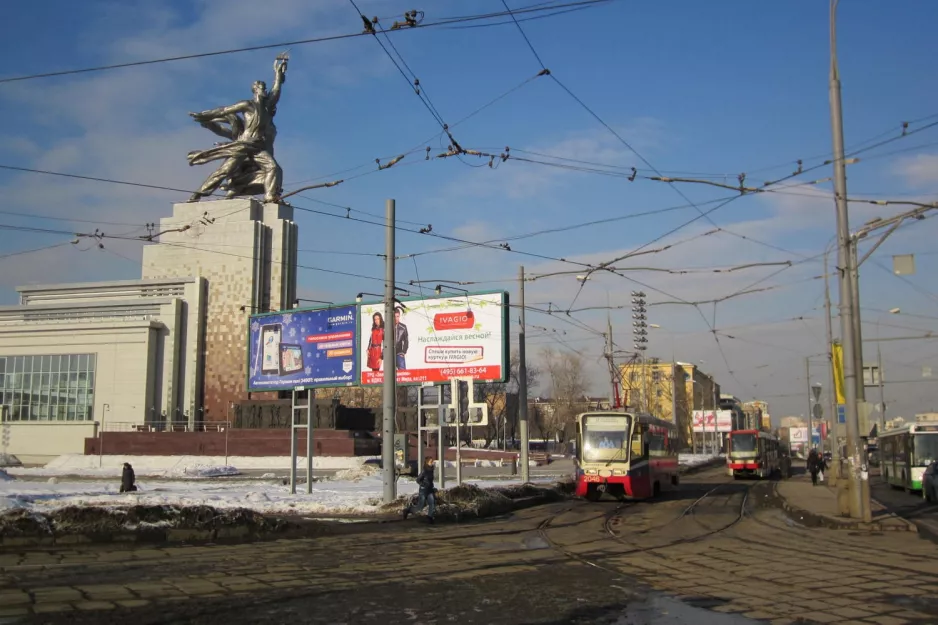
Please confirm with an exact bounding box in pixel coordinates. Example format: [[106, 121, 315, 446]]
[[631, 292, 648, 414]]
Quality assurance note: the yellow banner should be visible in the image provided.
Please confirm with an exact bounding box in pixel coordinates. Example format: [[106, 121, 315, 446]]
[[832, 342, 845, 405]]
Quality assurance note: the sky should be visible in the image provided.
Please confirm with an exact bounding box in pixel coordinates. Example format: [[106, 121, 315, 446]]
[[1, 0, 937, 424]]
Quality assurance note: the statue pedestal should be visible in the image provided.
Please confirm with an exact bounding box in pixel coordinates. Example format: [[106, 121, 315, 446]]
[[142, 198, 298, 423]]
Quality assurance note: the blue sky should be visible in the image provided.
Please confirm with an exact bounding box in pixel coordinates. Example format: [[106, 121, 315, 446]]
[[1, 0, 937, 422]]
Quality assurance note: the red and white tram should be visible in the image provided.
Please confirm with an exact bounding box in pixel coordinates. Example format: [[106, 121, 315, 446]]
[[726, 429, 784, 479], [574, 412, 679, 501]]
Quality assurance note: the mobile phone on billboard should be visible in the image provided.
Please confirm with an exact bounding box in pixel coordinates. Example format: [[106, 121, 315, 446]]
[[260, 324, 282, 374], [280, 344, 304, 375]]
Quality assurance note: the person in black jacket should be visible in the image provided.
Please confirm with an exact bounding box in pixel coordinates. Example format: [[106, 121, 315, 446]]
[[403, 458, 436, 523], [120, 462, 137, 493], [806, 449, 821, 486]]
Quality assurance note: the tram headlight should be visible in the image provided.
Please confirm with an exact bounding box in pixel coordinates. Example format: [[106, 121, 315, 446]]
[[613, 469, 625, 476], [586, 469, 598, 475]]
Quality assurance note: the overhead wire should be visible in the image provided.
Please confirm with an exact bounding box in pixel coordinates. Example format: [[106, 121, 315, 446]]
[[0, 0, 614, 84]]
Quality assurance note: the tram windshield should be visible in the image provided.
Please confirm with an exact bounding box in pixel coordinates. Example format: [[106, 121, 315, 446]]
[[729, 433, 758, 456], [913, 433, 938, 466], [581, 414, 631, 463]]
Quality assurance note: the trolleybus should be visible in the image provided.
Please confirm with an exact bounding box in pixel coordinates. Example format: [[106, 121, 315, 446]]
[[726, 429, 784, 479], [879, 417, 938, 492], [574, 412, 679, 501]]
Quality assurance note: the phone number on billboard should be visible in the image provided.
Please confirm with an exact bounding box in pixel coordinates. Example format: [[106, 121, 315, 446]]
[[439, 367, 489, 376]]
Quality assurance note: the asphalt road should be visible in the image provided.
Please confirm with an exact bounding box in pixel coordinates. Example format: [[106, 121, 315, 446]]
[[3, 465, 938, 624]]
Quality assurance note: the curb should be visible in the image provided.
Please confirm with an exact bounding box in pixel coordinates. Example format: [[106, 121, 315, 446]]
[[772, 483, 918, 532]]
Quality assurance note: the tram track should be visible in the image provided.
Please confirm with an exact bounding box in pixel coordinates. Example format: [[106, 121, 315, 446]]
[[536, 480, 751, 573]]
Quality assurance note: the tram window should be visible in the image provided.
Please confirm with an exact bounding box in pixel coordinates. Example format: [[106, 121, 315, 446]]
[[631, 432, 644, 458], [648, 434, 667, 457]]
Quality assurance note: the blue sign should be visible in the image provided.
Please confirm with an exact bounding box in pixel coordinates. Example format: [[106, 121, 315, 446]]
[[837, 404, 846, 424], [247, 305, 358, 391], [812, 427, 821, 446]]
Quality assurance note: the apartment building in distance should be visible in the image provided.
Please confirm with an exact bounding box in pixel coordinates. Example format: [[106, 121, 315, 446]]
[[618, 358, 720, 446]]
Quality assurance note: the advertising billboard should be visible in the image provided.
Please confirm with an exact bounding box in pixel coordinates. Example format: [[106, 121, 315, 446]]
[[692, 410, 733, 433], [790, 427, 809, 444], [247, 305, 358, 391], [358, 291, 508, 386]]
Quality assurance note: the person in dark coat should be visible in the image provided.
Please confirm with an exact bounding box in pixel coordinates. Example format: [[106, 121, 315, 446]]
[[120, 462, 137, 493], [403, 458, 436, 523], [806, 449, 821, 486]]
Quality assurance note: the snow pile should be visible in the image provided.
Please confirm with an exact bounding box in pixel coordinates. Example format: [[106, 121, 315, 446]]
[[0, 471, 561, 518], [678, 453, 721, 468], [0, 454, 22, 467], [0, 505, 286, 537], [331, 464, 380, 482], [174, 465, 241, 478], [6, 454, 375, 478], [387, 481, 567, 521]]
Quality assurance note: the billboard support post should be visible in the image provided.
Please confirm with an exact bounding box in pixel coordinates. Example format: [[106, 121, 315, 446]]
[[382, 198, 397, 505], [290, 387, 313, 495]]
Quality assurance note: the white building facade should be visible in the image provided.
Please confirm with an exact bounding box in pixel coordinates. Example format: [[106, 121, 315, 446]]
[[0, 199, 297, 463]]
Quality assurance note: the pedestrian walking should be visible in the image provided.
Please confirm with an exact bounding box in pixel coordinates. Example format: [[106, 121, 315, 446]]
[[403, 458, 436, 523], [806, 449, 821, 486], [120, 462, 137, 493]]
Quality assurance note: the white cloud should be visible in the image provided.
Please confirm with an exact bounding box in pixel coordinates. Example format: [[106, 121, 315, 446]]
[[439, 119, 669, 201], [892, 153, 938, 187]]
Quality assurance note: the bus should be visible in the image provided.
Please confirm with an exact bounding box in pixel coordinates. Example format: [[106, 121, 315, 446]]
[[879, 419, 938, 492], [574, 412, 679, 501], [726, 429, 784, 479]]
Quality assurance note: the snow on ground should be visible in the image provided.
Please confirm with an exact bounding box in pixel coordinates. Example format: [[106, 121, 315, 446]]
[[678, 453, 721, 468], [6, 454, 377, 478], [0, 472, 557, 517]]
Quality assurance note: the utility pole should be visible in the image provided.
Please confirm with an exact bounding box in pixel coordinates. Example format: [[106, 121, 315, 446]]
[[823, 248, 841, 479], [518, 266, 530, 483], [877, 340, 886, 436], [805, 357, 812, 455], [381, 199, 397, 504], [829, 0, 869, 521], [606, 313, 617, 409]]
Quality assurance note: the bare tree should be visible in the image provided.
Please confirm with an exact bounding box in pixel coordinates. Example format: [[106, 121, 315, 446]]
[[540, 347, 588, 444], [475, 352, 540, 448]]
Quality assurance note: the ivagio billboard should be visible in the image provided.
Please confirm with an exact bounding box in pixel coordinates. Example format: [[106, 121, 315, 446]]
[[358, 291, 509, 386]]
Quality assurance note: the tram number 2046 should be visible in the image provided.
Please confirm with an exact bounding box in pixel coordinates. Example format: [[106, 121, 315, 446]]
[[584, 475, 604, 483]]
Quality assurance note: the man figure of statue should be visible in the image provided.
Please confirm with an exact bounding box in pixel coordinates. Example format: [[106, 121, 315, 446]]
[[186, 57, 287, 203]]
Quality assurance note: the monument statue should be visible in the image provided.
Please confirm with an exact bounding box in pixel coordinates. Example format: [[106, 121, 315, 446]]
[[186, 54, 288, 203]]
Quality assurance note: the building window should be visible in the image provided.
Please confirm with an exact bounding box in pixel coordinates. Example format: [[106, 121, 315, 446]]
[[0, 354, 96, 422], [652, 369, 661, 382]]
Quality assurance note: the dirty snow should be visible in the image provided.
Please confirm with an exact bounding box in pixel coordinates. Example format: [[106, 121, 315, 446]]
[[0, 473, 557, 517], [677, 454, 721, 468], [6, 454, 376, 478]]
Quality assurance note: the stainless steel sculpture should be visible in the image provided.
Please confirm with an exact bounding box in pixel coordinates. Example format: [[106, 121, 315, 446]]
[[187, 54, 288, 203]]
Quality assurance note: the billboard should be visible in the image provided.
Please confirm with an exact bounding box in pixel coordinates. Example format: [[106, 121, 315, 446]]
[[247, 305, 358, 391], [790, 427, 809, 443], [358, 291, 508, 386], [692, 410, 733, 433]]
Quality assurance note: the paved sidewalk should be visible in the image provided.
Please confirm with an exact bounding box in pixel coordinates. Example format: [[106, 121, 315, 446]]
[[776, 474, 916, 531]]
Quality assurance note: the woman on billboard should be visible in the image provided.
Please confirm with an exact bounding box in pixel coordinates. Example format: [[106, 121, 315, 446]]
[[367, 312, 385, 371]]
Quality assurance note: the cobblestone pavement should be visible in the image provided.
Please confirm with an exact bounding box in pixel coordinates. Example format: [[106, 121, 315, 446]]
[[2, 467, 937, 624]]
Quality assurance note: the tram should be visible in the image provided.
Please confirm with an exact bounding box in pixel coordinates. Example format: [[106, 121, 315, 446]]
[[880, 418, 938, 492], [574, 412, 679, 501], [726, 429, 783, 479]]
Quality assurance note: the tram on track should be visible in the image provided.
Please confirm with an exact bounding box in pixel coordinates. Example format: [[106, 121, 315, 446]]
[[726, 429, 785, 479], [574, 412, 679, 501]]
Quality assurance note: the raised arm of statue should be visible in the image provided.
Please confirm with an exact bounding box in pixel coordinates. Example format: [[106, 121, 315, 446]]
[[190, 100, 252, 123], [268, 58, 288, 111]]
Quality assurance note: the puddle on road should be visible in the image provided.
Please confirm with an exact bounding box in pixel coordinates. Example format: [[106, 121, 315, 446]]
[[615, 595, 762, 625]]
